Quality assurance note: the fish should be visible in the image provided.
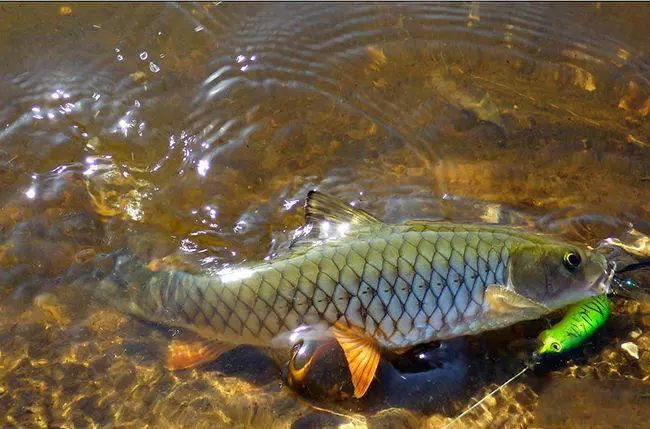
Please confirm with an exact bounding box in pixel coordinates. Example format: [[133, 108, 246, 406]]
[[96, 191, 613, 398], [535, 294, 611, 357]]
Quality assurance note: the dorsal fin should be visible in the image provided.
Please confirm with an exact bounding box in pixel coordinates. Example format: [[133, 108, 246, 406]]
[[304, 191, 381, 226], [404, 218, 449, 226], [289, 191, 381, 250]]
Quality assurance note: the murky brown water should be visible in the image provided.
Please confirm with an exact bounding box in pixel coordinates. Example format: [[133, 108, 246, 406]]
[[1, 2, 650, 428]]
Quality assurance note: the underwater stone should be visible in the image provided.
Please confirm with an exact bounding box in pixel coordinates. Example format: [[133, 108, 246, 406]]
[[621, 342, 640, 359]]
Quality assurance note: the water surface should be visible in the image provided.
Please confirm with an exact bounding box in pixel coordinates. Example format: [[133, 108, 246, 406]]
[[1, 2, 650, 428]]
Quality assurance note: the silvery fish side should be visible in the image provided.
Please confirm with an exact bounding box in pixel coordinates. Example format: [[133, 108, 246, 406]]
[[97, 191, 612, 397], [112, 224, 523, 347]]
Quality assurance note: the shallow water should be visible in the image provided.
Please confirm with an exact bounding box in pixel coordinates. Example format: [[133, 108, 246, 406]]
[[1, 2, 650, 428]]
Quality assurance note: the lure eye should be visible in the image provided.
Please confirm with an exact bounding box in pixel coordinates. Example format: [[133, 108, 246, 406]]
[[563, 251, 582, 270], [551, 342, 562, 352]]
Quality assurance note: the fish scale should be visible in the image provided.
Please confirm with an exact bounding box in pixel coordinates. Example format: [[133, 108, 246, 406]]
[[118, 223, 529, 348], [100, 190, 610, 398]]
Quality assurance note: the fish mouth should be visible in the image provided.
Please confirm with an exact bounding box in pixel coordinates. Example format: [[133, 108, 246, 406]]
[[592, 260, 616, 295]]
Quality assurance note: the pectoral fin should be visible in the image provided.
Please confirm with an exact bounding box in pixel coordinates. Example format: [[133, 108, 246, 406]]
[[485, 285, 549, 318], [166, 338, 235, 370], [333, 322, 381, 398]]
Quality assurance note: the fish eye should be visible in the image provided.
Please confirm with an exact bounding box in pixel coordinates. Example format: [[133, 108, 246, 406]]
[[551, 342, 562, 352], [563, 251, 582, 270]]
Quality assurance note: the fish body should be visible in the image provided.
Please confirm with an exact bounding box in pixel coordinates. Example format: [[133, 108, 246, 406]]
[[99, 191, 613, 397], [111, 222, 603, 349]]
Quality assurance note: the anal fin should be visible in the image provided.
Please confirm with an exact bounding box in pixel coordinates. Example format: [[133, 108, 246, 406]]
[[166, 338, 235, 370], [333, 322, 381, 398]]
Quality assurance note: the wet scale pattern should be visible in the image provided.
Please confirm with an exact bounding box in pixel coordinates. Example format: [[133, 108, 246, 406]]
[[119, 223, 529, 348]]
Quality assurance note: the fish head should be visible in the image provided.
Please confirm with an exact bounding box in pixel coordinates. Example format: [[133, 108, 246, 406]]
[[507, 241, 613, 313]]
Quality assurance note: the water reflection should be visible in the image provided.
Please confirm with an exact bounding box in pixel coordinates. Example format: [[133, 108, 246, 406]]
[[0, 2, 649, 428]]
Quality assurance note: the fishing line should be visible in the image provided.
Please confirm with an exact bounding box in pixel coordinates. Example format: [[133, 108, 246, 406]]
[[615, 259, 650, 274], [441, 365, 529, 429], [443, 257, 649, 428]]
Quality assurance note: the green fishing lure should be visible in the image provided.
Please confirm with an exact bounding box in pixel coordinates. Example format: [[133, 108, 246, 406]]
[[537, 294, 610, 355]]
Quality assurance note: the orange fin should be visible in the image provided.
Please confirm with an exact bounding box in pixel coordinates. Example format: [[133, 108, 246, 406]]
[[166, 338, 235, 370], [390, 346, 413, 355], [333, 322, 381, 398]]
